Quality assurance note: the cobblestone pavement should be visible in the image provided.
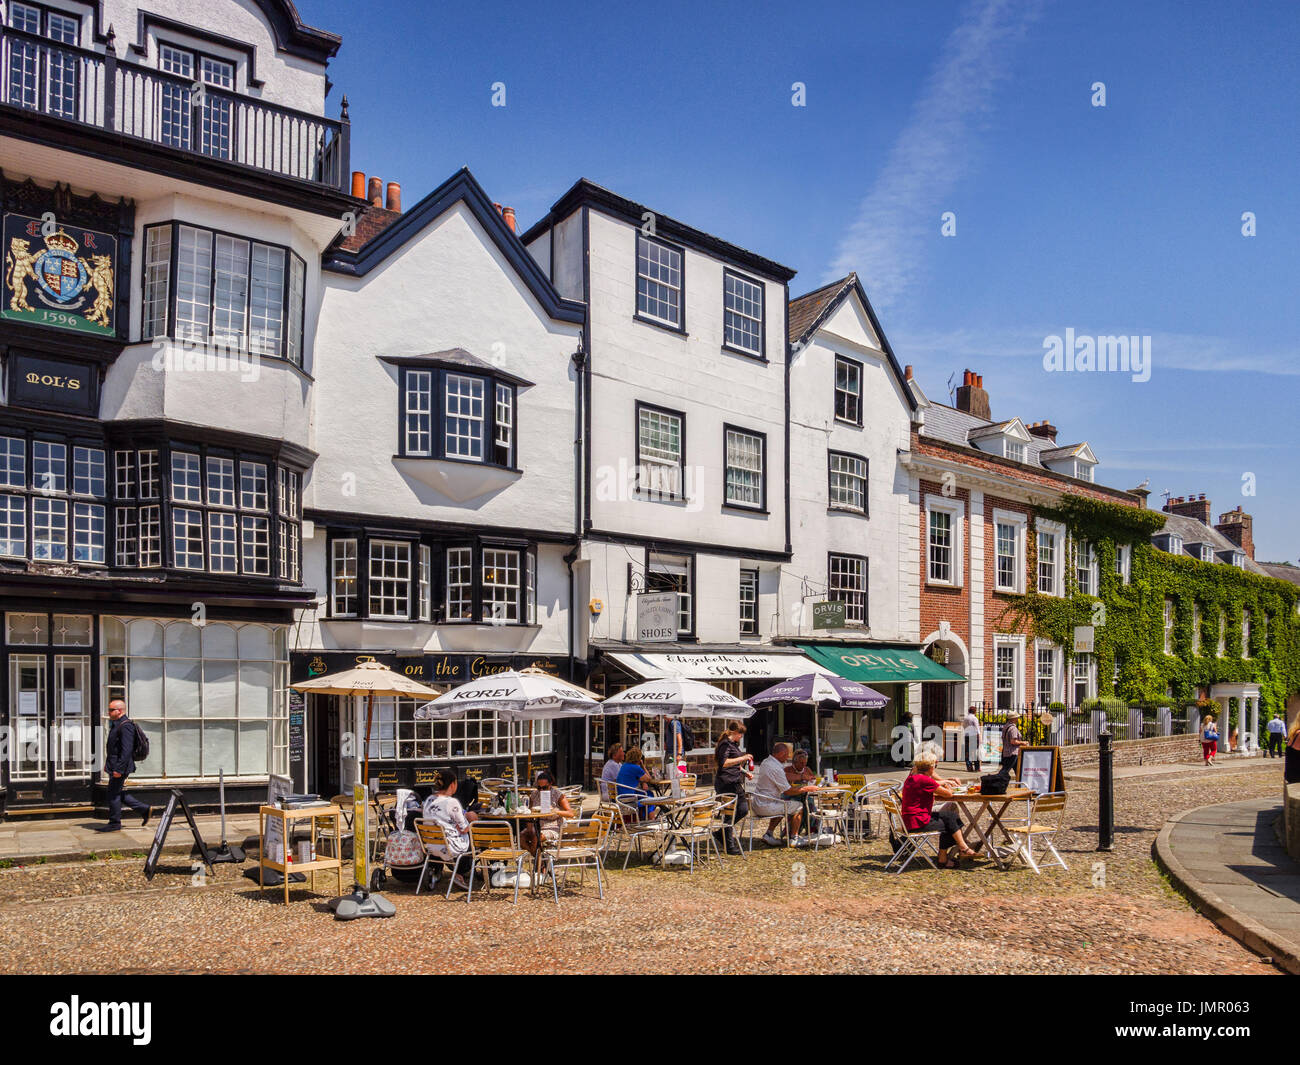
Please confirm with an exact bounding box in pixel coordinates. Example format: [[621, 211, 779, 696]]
[[0, 762, 1287, 974]]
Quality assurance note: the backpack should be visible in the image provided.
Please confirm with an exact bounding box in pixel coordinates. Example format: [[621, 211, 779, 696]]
[[130, 720, 150, 762]]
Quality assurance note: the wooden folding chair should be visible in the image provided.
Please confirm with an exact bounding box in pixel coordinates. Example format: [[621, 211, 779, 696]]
[[1004, 791, 1069, 873], [465, 820, 529, 904]]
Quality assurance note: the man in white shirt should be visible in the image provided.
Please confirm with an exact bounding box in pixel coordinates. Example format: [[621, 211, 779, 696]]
[[1266, 716, 1287, 758], [963, 706, 981, 772], [600, 742, 625, 799], [752, 742, 814, 846]]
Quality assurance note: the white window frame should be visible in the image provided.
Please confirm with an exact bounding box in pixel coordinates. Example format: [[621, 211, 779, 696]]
[[724, 427, 764, 510], [367, 540, 411, 620], [926, 499, 963, 588], [1036, 520, 1064, 597], [1242, 609, 1251, 658], [828, 452, 867, 513], [330, 538, 358, 617], [1074, 537, 1098, 596], [635, 235, 683, 328], [739, 567, 759, 636], [993, 635, 1024, 710], [992, 509, 1026, 594], [1072, 652, 1096, 705], [723, 270, 763, 356], [828, 553, 867, 626], [1034, 642, 1060, 707], [1003, 439, 1026, 463], [1163, 598, 1175, 655], [1115, 543, 1131, 584]]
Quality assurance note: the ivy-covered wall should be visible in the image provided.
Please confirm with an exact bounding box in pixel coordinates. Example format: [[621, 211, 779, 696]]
[[998, 495, 1300, 720]]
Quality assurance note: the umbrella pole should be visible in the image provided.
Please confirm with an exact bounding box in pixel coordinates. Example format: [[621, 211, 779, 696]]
[[814, 705, 820, 777], [526, 720, 534, 783], [362, 691, 375, 798]]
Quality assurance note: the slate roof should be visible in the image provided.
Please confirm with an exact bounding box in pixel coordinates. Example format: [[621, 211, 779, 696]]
[[1258, 562, 1300, 587], [919, 400, 1099, 481], [1153, 512, 1267, 576], [788, 274, 857, 347]]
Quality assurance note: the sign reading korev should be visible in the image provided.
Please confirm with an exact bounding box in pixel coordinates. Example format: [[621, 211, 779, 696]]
[[3, 212, 117, 336]]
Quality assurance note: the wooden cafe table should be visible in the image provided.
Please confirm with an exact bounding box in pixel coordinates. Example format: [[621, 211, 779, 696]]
[[481, 806, 569, 895], [946, 787, 1034, 870]]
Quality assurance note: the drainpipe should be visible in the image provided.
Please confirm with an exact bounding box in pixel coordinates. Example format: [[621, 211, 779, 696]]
[[568, 339, 588, 785]]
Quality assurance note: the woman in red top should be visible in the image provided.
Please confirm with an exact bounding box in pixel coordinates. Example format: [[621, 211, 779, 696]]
[[900, 746, 979, 867]]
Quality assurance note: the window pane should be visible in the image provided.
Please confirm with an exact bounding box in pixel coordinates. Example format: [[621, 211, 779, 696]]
[[368, 540, 411, 619], [0, 436, 25, 488], [725, 429, 763, 507], [638, 407, 682, 496], [724, 273, 762, 353], [175, 226, 213, 340], [33, 440, 66, 493], [208, 512, 238, 572], [170, 451, 201, 503], [249, 244, 285, 355], [211, 234, 249, 344], [739, 568, 759, 635], [404, 370, 433, 455], [286, 256, 305, 366], [240, 516, 270, 575], [115, 506, 139, 566], [239, 462, 268, 511], [828, 554, 866, 624], [72, 503, 105, 563], [206, 456, 235, 508], [928, 510, 952, 582], [32, 497, 67, 560], [829, 453, 866, 511], [482, 548, 521, 623], [636, 237, 681, 326], [143, 225, 172, 339], [331, 539, 358, 615], [835, 358, 861, 422], [171, 507, 204, 568], [0, 495, 26, 557], [445, 547, 472, 620], [444, 374, 485, 459]]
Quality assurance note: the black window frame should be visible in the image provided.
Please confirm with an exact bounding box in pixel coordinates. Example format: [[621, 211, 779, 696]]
[[634, 400, 687, 502], [827, 551, 868, 627], [721, 268, 766, 360], [634, 233, 687, 335], [722, 423, 767, 513], [834, 355, 864, 427], [4, 2, 82, 120], [645, 547, 696, 639], [140, 220, 307, 367], [0, 428, 106, 567], [739, 566, 759, 637], [827, 449, 868, 515], [397, 366, 518, 470], [325, 532, 537, 626]]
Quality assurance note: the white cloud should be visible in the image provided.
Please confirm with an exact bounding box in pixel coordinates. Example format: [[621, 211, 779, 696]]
[[826, 0, 1042, 304]]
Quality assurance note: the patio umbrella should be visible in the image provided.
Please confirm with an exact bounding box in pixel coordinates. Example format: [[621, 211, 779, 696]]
[[600, 676, 754, 787], [291, 658, 443, 795], [290, 658, 443, 919], [416, 668, 603, 785], [748, 672, 889, 775]]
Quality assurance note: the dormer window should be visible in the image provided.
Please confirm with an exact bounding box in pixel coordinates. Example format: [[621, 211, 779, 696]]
[[400, 368, 516, 468], [1004, 441, 1025, 463]]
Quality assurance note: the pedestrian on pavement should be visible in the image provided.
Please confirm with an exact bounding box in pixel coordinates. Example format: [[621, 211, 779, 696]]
[[1285, 719, 1300, 785], [1000, 711, 1027, 776], [963, 706, 981, 772], [101, 699, 151, 832], [712, 721, 753, 855], [1201, 716, 1219, 766], [1265, 716, 1286, 758]]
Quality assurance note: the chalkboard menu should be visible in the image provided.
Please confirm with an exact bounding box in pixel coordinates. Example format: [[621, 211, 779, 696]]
[[288, 692, 306, 792], [143, 790, 213, 880]]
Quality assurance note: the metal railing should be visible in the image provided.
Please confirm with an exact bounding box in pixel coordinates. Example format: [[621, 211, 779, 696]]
[[1, 26, 349, 191], [964, 701, 1194, 749]]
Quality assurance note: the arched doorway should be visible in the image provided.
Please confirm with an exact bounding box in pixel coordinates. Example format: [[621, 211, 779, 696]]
[[919, 633, 969, 733]]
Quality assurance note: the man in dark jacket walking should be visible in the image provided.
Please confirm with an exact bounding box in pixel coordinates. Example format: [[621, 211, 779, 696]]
[[101, 699, 151, 832]]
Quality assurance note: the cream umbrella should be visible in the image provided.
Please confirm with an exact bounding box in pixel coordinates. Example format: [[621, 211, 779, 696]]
[[291, 657, 444, 792], [289, 658, 443, 920]]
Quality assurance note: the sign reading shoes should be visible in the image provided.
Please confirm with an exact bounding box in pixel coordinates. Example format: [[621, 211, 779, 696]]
[[49, 997, 151, 1045], [3, 212, 117, 336], [636, 592, 678, 643]]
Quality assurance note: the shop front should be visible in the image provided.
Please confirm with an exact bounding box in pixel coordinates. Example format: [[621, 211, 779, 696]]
[[793, 642, 968, 768], [0, 598, 299, 818], [290, 650, 572, 797], [585, 647, 825, 783]]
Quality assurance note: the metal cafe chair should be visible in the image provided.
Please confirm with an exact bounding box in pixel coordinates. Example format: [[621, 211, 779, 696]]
[[880, 795, 941, 874], [412, 818, 470, 899], [1003, 791, 1069, 874], [543, 817, 609, 902], [465, 820, 530, 905]]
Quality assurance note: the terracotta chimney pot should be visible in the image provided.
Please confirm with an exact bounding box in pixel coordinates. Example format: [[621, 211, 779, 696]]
[[351, 171, 366, 199], [386, 182, 402, 213]]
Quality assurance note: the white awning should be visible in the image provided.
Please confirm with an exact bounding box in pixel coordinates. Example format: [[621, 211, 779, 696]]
[[606, 651, 825, 682]]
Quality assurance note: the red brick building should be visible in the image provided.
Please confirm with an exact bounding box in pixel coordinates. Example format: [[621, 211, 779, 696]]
[[901, 369, 1143, 732]]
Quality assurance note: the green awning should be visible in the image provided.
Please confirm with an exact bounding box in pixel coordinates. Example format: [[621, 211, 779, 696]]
[[798, 644, 966, 684]]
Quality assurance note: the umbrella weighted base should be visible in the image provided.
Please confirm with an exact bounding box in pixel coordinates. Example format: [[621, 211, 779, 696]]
[[207, 843, 245, 864], [328, 888, 396, 921]]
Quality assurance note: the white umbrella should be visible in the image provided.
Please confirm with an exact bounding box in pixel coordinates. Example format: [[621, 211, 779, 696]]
[[416, 668, 603, 785], [600, 676, 754, 789]]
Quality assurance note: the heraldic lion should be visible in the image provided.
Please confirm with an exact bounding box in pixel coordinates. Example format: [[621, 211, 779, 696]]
[[5, 238, 37, 313], [81, 254, 114, 328]]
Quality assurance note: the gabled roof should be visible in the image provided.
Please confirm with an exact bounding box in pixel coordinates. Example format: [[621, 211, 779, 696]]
[[377, 347, 534, 388], [1040, 442, 1098, 464], [252, 0, 342, 62], [520, 178, 797, 282], [969, 418, 1031, 442], [323, 168, 585, 325], [1259, 562, 1300, 587], [787, 272, 917, 411]]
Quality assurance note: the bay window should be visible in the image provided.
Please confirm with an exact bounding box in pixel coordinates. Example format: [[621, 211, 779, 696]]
[[141, 222, 307, 364], [399, 367, 516, 468], [0, 433, 105, 566]]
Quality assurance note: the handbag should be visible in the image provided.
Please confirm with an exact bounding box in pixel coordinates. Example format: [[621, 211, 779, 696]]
[[979, 769, 1010, 796]]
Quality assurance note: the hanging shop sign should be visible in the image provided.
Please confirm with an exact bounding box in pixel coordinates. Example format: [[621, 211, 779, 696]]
[[636, 592, 678, 643], [812, 601, 846, 630], [292, 650, 567, 685], [3, 212, 117, 336]]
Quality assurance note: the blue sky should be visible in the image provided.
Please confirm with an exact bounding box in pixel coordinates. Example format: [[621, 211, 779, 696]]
[[302, 0, 1299, 560]]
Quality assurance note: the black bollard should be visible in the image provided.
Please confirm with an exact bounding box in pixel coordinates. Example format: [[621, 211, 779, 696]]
[[1098, 729, 1114, 851]]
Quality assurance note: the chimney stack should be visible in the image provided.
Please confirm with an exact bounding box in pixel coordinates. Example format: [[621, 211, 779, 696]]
[[386, 182, 402, 213], [1163, 493, 1213, 527], [1129, 483, 1150, 509], [351, 171, 366, 199], [1215, 506, 1255, 560], [955, 368, 991, 420], [1027, 420, 1058, 445]]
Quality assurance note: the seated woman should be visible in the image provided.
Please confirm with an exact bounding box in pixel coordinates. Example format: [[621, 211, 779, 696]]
[[520, 769, 574, 856], [614, 746, 654, 809], [419, 768, 478, 890], [900, 745, 979, 868]]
